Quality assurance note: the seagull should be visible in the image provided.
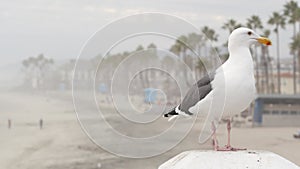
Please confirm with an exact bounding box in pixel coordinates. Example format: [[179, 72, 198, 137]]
[[164, 27, 271, 151]]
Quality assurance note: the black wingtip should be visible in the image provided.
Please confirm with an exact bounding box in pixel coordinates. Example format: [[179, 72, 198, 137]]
[[163, 108, 178, 118]]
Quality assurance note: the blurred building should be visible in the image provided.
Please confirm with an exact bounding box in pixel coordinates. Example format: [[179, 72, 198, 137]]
[[253, 94, 300, 127], [256, 57, 300, 94]]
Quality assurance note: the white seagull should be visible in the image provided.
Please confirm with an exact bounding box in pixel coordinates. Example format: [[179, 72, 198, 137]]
[[164, 27, 271, 151]]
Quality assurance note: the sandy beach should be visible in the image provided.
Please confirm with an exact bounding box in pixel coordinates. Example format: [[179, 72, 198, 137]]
[[0, 91, 299, 169]]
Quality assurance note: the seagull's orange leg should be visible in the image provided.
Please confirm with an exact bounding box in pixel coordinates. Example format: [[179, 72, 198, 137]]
[[226, 119, 231, 147], [211, 122, 219, 151], [217, 119, 246, 151]]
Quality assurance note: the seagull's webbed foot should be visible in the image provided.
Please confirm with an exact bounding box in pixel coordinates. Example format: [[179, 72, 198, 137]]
[[213, 119, 247, 151], [216, 145, 246, 151]]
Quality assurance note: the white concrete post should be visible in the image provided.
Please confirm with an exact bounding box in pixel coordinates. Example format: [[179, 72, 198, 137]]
[[159, 150, 300, 169]]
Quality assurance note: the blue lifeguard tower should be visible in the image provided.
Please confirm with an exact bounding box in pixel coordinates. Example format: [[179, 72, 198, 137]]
[[98, 83, 108, 94], [144, 88, 157, 103], [59, 82, 66, 91]]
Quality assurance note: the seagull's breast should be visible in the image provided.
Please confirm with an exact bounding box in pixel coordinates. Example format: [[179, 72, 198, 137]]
[[212, 50, 256, 117], [221, 67, 255, 116]]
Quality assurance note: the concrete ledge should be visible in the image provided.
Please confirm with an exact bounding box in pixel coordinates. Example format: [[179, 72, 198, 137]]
[[159, 150, 300, 169]]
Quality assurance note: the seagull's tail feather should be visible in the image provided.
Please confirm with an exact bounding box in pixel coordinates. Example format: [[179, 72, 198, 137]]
[[163, 108, 179, 122], [163, 105, 191, 122]]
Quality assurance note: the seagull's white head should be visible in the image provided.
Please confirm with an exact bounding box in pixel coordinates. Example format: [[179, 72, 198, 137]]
[[228, 27, 271, 50]]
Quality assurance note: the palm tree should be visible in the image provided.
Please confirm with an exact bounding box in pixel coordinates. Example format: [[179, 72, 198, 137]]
[[284, 0, 299, 93], [187, 33, 199, 72], [246, 15, 263, 31], [202, 26, 218, 42], [187, 32, 203, 56], [170, 43, 181, 56], [290, 33, 300, 91], [135, 45, 147, 88], [261, 29, 271, 93], [177, 35, 189, 59], [147, 43, 157, 49], [284, 1, 298, 35], [246, 15, 263, 93], [169, 35, 193, 86], [268, 12, 286, 94], [196, 58, 205, 77], [172, 36, 188, 68], [201, 26, 210, 57], [297, 8, 300, 32], [22, 54, 54, 90], [291, 33, 300, 54], [147, 43, 157, 84], [136, 45, 144, 51], [222, 19, 243, 34], [201, 26, 219, 68], [177, 35, 193, 86]]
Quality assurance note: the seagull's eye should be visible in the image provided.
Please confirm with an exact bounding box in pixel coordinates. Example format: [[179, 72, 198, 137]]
[[247, 31, 252, 36]]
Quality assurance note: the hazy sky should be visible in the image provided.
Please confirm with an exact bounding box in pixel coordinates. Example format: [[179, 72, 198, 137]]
[[0, 0, 294, 86]]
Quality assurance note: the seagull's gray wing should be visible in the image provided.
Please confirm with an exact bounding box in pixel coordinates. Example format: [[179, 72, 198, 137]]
[[179, 72, 215, 114]]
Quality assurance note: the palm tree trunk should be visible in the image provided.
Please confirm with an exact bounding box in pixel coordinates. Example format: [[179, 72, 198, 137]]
[[181, 51, 192, 87], [276, 30, 281, 94], [261, 45, 269, 94], [254, 46, 260, 93], [265, 54, 269, 94], [298, 22, 300, 93], [293, 23, 297, 94], [299, 22, 300, 34], [140, 73, 146, 89], [298, 49, 300, 93], [293, 54, 297, 93], [269, 59, 275, 93]]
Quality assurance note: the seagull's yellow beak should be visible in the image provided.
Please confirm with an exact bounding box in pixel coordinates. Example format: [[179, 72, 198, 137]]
[[256, 37, 272, 46]]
